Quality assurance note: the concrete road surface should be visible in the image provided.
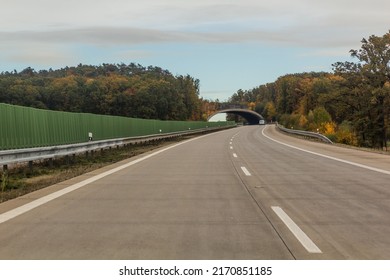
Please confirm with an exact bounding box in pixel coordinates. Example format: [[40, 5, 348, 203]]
[[0, 125, 390, 259]]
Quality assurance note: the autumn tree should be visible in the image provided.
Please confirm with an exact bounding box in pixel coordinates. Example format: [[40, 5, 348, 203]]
[[332, 30, 390, 148], [0, 63, 206, 122]]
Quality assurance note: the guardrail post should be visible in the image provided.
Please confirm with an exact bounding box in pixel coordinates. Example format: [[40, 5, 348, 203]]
[[65, 155, 70, 165], [1, 166, 8, 192], [48, 158, 54, 168], [28, 161, 33, 173]]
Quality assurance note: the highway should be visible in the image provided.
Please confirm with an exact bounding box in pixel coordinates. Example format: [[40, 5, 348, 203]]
[[0, 125, 390, 259]]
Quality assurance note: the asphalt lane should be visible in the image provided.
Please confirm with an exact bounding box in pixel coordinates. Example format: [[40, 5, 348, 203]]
[[1, 125, 390, 259], [232, 125, 390, 259]]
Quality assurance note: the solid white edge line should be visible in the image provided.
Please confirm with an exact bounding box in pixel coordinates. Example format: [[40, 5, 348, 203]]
[[262, 126, 390, 176], [272, 206, 322, 254], [0, 133, 212, 224], [241, 166, 251, 176]]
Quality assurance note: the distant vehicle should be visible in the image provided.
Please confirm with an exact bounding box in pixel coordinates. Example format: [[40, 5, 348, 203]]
[[259, 120, 265, 125]]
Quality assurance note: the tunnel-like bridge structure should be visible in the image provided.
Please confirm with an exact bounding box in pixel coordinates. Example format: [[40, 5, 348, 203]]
[[207, 109, 264, 125]]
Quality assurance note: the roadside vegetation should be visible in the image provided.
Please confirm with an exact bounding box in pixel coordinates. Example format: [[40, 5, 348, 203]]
[[228, 31, 390, 150], [0, 63, 220, 122]]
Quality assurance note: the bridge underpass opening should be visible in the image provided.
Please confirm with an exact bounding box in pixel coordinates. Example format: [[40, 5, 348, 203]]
[[208, 109, 264, 125]]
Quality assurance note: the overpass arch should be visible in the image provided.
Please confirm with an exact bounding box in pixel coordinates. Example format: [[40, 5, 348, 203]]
[[208, 109, 264, 125]]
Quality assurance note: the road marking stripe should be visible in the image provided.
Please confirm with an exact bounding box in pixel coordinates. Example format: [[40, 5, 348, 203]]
[[272, 206, 322, 254], [233, 153, 238, 158], [0, 134, 209, 224], [230, 146, 233, 150], [241, 166, 251, 176], [262, 126, 390, 176]]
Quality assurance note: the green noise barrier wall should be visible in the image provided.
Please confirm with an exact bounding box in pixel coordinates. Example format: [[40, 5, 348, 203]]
[[0, 103, 234, 150]]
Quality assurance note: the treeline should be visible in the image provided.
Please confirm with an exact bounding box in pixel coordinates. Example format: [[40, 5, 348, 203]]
[[229, 31, 390, 149], [0, 63, 211, 121]]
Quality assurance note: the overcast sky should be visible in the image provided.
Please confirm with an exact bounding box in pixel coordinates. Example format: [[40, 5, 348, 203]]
[[1, 0, 389, 101]]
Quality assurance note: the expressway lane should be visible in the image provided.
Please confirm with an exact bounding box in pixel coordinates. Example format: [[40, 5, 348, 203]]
[[231, 125, 390, 259], [1, 125, 390, 259]]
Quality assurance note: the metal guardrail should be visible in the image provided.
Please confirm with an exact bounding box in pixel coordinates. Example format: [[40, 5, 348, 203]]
[[276, 123, 333, 144], [0, 126, 234, 168]]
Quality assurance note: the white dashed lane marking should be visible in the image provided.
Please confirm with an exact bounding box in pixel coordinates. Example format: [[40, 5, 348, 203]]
[[272, 206, 322, 254], [241, 166, 251, 176]]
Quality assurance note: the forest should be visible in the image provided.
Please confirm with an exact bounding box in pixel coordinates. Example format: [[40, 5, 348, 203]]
[[229, 31, 390, 149], [0, 63, 217, 122]]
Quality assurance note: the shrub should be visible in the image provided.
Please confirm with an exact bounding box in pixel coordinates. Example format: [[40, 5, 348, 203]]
[[335, 121, 358, 145]]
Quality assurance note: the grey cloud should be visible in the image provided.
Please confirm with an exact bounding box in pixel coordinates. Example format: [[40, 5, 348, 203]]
[[1, 25, 362, 48], [1, 27, 179, 45], [2, 0, 388, 49]]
